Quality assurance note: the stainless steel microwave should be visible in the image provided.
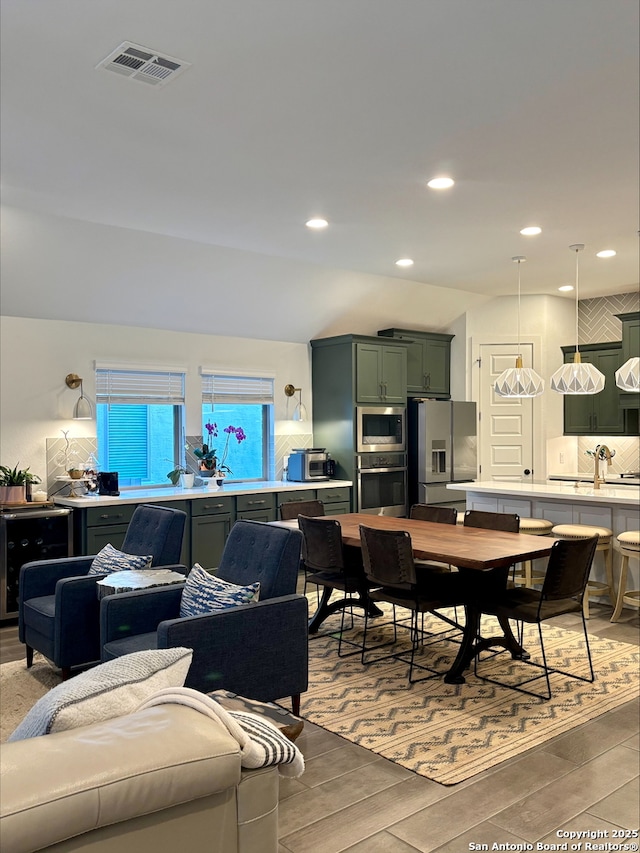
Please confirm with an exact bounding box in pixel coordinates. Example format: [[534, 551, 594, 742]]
[[356, 406, 406, 454]]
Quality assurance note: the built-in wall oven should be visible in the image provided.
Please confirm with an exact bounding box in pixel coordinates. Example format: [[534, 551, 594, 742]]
[[356, 452, 407, 517], [356, 406, 405, 454]]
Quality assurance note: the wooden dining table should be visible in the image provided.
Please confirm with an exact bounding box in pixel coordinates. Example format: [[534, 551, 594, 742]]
[[281, 512, 555, 684]]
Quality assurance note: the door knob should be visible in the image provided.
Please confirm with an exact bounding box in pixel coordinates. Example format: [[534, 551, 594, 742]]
[[523, 469, 531, 476]]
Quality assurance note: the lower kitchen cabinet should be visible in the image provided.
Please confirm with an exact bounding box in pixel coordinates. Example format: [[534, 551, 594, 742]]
[[82, 505, 137, 554], [236, 493, 276, 523], [68, 484, 352, 566], [276, 490, 316, 513], [319, 485, 352, 514], [191, 496, 235, 569]]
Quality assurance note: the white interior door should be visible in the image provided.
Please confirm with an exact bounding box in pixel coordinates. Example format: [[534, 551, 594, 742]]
[[478, 344, 534, 482]]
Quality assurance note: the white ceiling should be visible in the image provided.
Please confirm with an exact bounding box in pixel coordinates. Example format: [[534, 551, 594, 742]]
[[1, 0, 639, 331]]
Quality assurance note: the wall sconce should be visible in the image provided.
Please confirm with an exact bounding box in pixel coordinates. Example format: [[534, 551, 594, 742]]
[[284, 384, 308, 422], [65, 374, 93, 420]]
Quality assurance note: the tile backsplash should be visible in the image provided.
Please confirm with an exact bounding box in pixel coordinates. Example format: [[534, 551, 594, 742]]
[[577, 436, 640, 474], [578, 292, 639, 344], [46, 435, 98, 496]]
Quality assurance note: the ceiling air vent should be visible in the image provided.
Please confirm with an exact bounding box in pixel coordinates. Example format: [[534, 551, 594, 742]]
[[96, 42, 190, 87]]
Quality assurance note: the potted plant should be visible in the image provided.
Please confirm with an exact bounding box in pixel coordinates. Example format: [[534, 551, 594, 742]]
[[0, 465, 41, 503], [166, 463, 194, 487], [194, 422, 247, 481]]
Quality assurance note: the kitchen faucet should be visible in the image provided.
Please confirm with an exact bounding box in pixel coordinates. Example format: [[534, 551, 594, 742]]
[[593, 444, 612, 490]]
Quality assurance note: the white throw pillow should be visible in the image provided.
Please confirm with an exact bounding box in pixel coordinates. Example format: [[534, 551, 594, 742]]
[[87, 543, 152, 576], [8, 648, 193, 741], [179, 563, 260, 617]]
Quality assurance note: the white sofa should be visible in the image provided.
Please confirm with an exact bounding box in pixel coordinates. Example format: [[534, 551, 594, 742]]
[[0, 703, 281, 853]]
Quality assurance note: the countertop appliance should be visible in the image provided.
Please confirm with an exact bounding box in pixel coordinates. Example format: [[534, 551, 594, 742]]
[[408, 399, 477, 511], [97, 472, 119, 496], [0, 504, 73, 620], [287, 449, 331, 482]]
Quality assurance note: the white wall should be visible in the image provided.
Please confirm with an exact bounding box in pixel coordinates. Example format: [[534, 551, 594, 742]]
[[1, 207, 491, 345], [0, 316, 310, 484], [464, 293, 576, 479]]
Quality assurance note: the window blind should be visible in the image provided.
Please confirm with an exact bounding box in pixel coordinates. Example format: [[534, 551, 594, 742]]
[[201, 374, 274, 405], [96, 368, 185, 405]]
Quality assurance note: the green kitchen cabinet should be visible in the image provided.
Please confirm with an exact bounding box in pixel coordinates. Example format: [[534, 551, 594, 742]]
[[561, 343, 630, 435], [320, 485, 351, 515], [378, 328, 453, 398], [191, 496, 235, 569], [616, 312, 640, 411], [236, 492, 276, 523], [355, 341, 407, 403], [311, 335, 408, 509], [82, 504, 137, 554]]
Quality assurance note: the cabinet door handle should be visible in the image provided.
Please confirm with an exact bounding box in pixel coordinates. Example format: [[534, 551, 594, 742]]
[[425, 373, 431, 389], [203, 503, 225, 510], [247, 499, 266, 506], [100, 513, 123, 520]]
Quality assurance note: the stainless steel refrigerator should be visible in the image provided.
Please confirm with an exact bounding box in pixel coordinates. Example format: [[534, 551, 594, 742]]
[[408, 399, 477, 510]]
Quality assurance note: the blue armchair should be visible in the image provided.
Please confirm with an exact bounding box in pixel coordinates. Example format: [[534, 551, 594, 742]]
[[19, 504, 187, 678], [100, 520, 308, 714]]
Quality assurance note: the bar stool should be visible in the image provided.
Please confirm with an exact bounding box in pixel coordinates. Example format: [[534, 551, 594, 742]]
[[610, 531, 640, 622], [513, 518, 553, 587], [551, 524, 614, 618]]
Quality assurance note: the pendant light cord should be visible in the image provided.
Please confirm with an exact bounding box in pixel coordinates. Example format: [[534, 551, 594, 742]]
[[517, 259, 521, 360], [574, 246, 580, 355]]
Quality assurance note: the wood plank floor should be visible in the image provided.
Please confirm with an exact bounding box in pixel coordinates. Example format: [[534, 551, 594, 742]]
[[2, 600, 638, 853]]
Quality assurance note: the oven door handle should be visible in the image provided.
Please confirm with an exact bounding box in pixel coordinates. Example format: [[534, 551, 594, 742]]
[[357, 466, 407, 474]]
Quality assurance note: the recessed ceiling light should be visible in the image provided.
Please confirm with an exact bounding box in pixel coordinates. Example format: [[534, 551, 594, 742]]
[[305, 218, 328, 229], [596, 249, 616, 258], [558, 285, 574, 292], [427, 177, 455, 190], [520, 226, 542, 236], [395, 258, 414, 267]]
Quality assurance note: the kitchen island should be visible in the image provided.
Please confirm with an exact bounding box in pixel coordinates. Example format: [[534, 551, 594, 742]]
[[54, 480, 352, 568], [449, 480, 640, 596]]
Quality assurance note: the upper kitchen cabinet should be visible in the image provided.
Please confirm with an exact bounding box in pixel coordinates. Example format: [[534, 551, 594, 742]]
[[355, 341, 407, 403], [561, 342, 638, 435], [616, 312, 640, 411], [311, 334, 408, 407], [377, 328, 453, 398]]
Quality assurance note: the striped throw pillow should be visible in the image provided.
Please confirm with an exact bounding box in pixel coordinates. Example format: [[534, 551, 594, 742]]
[[179, 563, 260, 617], [88, 543, 152, 576]]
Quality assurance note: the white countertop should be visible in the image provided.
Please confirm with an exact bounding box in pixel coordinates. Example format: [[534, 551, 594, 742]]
[[53, 479, 352, 508], [447, 480, 640, 506]]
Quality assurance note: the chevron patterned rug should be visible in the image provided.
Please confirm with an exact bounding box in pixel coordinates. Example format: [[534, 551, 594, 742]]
[[300, 610, 640, 785]]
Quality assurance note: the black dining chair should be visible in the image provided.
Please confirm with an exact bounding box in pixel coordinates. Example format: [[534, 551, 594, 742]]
[[474, 535, 598, 699], [279, 499, 326, 600], [359, 524, 465, 683], [461, 509, 520, 598], [298, 515, 370, 656], [409, 504, 458, 572]]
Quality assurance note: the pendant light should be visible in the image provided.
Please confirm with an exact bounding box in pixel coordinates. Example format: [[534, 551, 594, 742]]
[[550, 244, 605, 395], [615, 357, 640, 392], [494, 257, 545, 398], [615, 231, 640, 391]]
